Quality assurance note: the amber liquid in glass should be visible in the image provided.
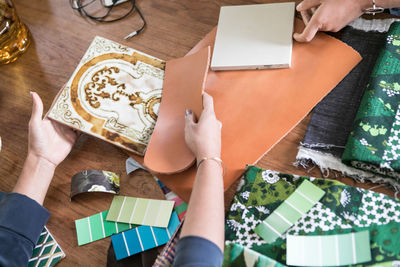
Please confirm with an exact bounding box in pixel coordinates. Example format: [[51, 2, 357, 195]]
[[0, 0, 30, 64]]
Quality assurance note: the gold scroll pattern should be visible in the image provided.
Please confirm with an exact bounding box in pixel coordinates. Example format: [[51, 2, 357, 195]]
[[70, 52, 164, 155]]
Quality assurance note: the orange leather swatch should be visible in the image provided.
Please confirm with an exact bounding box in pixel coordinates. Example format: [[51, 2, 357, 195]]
[[130, 21, 362, 202], [144, 46, 211, 174]]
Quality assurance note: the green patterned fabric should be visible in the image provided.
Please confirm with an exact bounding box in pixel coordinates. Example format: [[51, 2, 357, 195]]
[[225, 166, 400, 266], [223, 243, 285, 267], [29, 226, 65, 267], [342, 22, 400, 188]]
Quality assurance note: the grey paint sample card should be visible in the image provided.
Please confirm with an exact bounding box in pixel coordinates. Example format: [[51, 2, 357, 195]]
[[211, 2, 295, 71]]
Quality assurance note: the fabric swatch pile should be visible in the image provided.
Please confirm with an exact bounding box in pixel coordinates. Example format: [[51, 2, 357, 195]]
[[296, 19, 400, 192], [224, 165, 400, 266]]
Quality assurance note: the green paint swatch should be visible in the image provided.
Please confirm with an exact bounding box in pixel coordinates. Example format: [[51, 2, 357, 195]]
[[75, 210, 136, 246], [106, 196, 175, 227], [254, 180, 325, 243], [286, 231, 371, 266]]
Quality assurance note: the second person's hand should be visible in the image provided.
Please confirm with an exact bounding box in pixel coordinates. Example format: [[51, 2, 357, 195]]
[[293, 0, 371, 42]]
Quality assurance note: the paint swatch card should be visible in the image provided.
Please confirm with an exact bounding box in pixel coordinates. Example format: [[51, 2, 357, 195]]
[[211, 2, 295, 70], [106, 196, 175, 227], [75, 210, 137, 246], [111, 211, 180, 260], [254, 180, 325, 243], [155, 177, 188, 221], [286, 231, 371, 266]]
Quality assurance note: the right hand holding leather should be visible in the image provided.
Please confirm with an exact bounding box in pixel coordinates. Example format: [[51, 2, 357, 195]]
[[184, 93, 222, 163]]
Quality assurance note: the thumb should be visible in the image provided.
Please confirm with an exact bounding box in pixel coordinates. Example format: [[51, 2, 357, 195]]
[[30, 92, 44, 124]]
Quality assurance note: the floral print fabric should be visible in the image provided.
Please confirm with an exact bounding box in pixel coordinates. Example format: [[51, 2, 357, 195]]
[[225, 166, 400, 266]]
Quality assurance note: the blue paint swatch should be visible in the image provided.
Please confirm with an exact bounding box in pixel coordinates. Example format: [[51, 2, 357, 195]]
[[111, 212, 180, 260]]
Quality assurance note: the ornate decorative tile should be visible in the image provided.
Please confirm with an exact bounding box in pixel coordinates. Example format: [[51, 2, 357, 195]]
[[48, 36, 165, 155]]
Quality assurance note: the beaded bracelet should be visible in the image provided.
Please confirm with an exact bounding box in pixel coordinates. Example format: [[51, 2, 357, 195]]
[[197, 157, 226, 176]]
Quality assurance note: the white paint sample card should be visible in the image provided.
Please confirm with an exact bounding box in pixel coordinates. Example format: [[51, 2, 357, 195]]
[[211, 2, 295, 71]]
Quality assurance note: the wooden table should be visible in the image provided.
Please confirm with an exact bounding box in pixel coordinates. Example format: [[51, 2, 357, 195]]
[[0, 0, 394, 265]]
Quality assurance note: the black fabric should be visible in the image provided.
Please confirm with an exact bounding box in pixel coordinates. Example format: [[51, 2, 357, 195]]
[[0, 192, 50, 267], [301, 26, 387, 157], [172, 236, 223, 267], [107, 240, 159, 267]]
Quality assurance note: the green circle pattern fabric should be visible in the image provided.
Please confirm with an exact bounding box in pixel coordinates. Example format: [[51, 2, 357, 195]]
[[224, 165, 400, 266]]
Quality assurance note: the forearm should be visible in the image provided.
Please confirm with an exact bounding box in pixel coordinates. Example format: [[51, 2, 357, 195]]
[[13, 153, 56, 205], [180, 160, 225, 251]]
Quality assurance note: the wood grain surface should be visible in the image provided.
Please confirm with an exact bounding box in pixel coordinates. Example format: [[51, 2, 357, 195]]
[[0, 0, 394, 265]]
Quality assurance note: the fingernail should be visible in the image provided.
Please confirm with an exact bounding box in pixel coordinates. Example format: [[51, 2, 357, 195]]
[[296, 2, 302, 10], [30, 91, 33, 97], [185, 109, 192, 116]]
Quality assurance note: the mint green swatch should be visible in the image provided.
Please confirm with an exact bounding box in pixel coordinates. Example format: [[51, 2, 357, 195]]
[[106, 196, 174, 227], [75, 210, 136, 246], [286, 231, 371, 266], [254, 180, 325, 243]]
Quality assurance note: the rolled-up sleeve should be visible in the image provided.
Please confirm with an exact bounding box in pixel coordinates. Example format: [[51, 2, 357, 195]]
[[172, 236, 223, 267], [0, 192, 50, 266]]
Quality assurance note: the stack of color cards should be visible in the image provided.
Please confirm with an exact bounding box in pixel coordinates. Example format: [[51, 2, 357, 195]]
[[155, 178, 188, 221], [75, 196, 179, 261]]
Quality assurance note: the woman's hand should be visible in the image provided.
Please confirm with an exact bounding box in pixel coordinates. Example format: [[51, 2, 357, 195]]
[[28, 92, 78, 168], [13, 92, 79, 204], [180, 93, 225, 252], [293, 0, 370, 42], [184, 93, 222, 162]]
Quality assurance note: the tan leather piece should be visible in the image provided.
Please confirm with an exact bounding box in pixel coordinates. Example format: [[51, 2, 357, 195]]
[[144, 46, 211, 174], [129, 20, 362, 202]]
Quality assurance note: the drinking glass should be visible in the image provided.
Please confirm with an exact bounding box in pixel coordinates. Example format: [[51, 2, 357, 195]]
[[0, 0, 30, 64]]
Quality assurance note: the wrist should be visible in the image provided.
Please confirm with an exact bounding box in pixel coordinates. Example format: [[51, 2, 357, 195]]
[[195, 150, 221, 164], [196, 156, 226, 176], [13, 153, 56, 205], [362, 0, 385, 14], [26, 152, 57, 171], [196, 154, 220, 165]]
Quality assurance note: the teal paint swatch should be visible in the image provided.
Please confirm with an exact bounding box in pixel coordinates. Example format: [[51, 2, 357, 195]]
[[106, 196, 174, 227], [254, 180, 325, 243], [111, 211, 180, 260], [286, 231, 371, 266], [75, 210, 136, 246]]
